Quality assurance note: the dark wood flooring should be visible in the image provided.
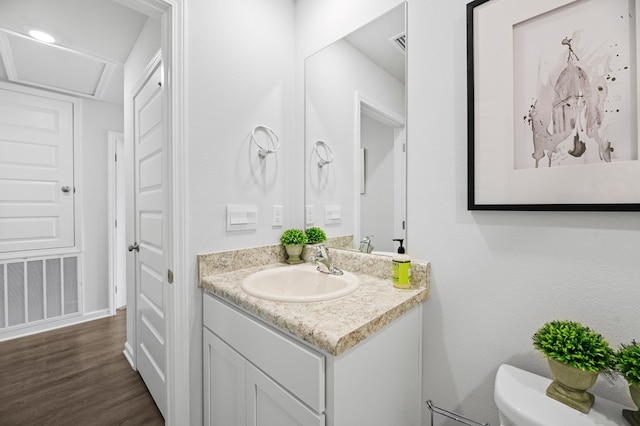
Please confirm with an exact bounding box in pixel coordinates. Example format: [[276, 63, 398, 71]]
[[0, 310, 164, 425]]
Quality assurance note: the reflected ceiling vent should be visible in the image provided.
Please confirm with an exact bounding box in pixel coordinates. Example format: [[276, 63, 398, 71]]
[[389, 32, 406, 55], [0, 28, 116, 100]]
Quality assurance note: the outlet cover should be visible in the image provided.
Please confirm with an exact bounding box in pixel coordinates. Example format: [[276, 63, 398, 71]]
[[272, 205, 283, 227], [305, 205, 314, 225]]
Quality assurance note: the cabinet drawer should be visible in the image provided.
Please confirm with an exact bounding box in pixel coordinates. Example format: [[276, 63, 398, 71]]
[[204, 293, 325, 413]]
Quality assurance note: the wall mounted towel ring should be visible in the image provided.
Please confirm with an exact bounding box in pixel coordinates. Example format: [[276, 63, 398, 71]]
[[252, 125, 280, 158], [315, 140, 334, 167]]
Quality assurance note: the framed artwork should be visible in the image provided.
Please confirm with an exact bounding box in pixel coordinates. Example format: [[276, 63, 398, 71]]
[[467, 0, 640, 211]]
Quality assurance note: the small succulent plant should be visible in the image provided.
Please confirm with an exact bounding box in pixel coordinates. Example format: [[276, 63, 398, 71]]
[[305, 227, 327, 244], [616, 340, 640, 386], [280, 229, 308, 246], [532, 320, 615, 372]]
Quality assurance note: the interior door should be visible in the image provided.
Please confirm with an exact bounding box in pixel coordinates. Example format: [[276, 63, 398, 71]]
[[0, 86, 75, 253], [132, 62, 167, 418]]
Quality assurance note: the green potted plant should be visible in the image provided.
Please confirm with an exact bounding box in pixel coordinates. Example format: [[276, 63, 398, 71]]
[[616, 340, 640, 425], [532, 320, 615, 413], [305, 227, 327, 245], [280, 229, 307, 264]]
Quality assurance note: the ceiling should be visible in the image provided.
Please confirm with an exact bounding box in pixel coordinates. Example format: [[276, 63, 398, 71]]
[[0, 1, 405, 104], [345, 4, 406, 84], [0, 0, 150, 104]]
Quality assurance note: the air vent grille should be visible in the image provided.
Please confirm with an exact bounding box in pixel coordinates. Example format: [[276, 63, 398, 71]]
[[390, 32, 406, 54], [0, 255, 80, 333]]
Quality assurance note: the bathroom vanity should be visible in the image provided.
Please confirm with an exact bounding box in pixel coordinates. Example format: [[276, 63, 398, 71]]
[[198, 245, 430, 426]]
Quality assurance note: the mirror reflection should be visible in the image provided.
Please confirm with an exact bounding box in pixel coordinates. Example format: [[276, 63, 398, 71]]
[[304, 3, 407, 254]]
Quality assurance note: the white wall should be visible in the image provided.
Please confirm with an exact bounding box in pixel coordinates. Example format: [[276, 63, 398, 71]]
[[298, 1, 640, 425], [185, 0, 296, 422], [187, 0, 296, 253], [410, 1, 640, 425], [80, 98, 124, 313]]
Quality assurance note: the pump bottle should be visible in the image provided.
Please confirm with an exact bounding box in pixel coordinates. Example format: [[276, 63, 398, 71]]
[[392, 239, 411, 289]]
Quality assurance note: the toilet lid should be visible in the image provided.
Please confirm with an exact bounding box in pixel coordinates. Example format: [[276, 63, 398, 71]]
[[494, 364, 631, 426]]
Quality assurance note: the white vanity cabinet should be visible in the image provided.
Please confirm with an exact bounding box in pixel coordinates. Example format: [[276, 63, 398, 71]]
[[203, 292, 423, 426], [203, 328, 324, 426]]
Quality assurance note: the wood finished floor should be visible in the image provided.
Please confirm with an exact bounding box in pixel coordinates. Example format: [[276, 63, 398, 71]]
[[0, 310, 164, 425]]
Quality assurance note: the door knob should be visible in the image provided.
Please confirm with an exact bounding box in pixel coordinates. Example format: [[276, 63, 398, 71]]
[[128, 242, 140, 252], [61, 186, 72, 193]]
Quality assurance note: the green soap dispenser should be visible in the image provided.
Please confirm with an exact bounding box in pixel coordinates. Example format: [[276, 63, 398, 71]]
[[392, 239, 411, 289]]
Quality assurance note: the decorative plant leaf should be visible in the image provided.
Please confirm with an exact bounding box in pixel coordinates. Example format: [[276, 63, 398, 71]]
[[305, 227, 327, 244], [532, 320, 614, 372], [280, 229, 308, 246], [616, 340, 640, 386]]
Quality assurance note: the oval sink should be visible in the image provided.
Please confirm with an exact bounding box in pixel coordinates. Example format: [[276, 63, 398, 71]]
[[242, 263, 359, 302]]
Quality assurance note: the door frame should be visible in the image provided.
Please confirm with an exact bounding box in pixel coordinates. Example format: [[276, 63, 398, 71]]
[[107, 131, 126, 314], [353, 91, 406, 250], [121, 0, 188, 424]]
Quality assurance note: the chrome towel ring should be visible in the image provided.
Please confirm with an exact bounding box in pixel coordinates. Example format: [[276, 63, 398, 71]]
[[252, 125, 280, 158], [315, 140, 334, 167]]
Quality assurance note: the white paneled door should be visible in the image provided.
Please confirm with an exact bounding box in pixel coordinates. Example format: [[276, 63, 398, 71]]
[[0, 86, 75, 253], [132, 62, 167, 418]]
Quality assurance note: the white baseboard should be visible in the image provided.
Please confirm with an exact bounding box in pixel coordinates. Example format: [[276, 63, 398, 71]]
[[123, 341, 136, 369], [0, 309, 112, 342]]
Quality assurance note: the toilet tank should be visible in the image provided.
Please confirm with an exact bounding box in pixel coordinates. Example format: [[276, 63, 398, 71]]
[[494, 364, 629, 426]]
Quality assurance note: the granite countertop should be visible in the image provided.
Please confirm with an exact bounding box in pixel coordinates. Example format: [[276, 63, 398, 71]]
[[198, 243, 430, 357]]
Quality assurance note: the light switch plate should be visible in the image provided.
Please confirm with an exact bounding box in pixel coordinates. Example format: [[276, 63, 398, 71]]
[[226, 204, 258, 231], [324, 204, 341, 225]]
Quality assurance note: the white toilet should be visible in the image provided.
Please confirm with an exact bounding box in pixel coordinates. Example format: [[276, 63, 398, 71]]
[[494, 364, 630, 425]]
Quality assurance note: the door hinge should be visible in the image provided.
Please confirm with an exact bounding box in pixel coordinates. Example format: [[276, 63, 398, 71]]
[[168, 269, 174, 284], [402, 220, 406, 230], [115, 153, 118, 162], [403, 143, 406, 153]]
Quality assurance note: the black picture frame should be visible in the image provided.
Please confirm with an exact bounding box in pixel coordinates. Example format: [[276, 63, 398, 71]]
[[467, 0, 640, 211]]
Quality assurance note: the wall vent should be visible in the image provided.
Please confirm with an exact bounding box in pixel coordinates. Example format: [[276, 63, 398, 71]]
[[389, 32, 406, 55], [0, 255, 80, 332]]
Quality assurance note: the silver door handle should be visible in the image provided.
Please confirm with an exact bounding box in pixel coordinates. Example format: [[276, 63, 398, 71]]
[[61, 186, 72, 193], [128, 242, 140, 252]]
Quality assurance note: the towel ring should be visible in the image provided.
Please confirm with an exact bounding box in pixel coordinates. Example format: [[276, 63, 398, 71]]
[[252, 125, 280, 158], [315, 140, 334, 167]]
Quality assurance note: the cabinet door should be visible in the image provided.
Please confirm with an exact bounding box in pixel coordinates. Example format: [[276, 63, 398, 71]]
[[246, 363, 324, 426], [203, 328, 246, 426]]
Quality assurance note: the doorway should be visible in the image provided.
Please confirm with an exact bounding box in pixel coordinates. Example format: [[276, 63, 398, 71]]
[[354, 92, 407, 253]]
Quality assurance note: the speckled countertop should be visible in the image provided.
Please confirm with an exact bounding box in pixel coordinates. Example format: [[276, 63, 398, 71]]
[[198, 242, 430, 357]]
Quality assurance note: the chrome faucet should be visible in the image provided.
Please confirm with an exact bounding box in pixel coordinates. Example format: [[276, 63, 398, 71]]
[[311, 245, 343, 275], [359, 235, 374, 253]]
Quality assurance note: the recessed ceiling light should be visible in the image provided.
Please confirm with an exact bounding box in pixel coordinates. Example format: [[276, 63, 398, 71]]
[[29, 30, 55, 43]]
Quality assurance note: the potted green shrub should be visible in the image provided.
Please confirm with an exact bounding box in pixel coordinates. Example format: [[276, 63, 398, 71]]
[[305, 227, 327, 245], [532, 320, 615, 413], [280, 229, 307, 264], [616, 340, 640, 425]]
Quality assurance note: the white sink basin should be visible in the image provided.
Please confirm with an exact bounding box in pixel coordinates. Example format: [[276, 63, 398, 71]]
[[242, 263, 359, 302]]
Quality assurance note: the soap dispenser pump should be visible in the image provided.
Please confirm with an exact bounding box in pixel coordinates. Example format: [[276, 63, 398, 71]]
[[392, 239, 411, 289]]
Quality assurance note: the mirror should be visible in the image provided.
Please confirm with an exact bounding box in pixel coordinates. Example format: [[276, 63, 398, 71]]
[[304, 3, 407, 254]]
